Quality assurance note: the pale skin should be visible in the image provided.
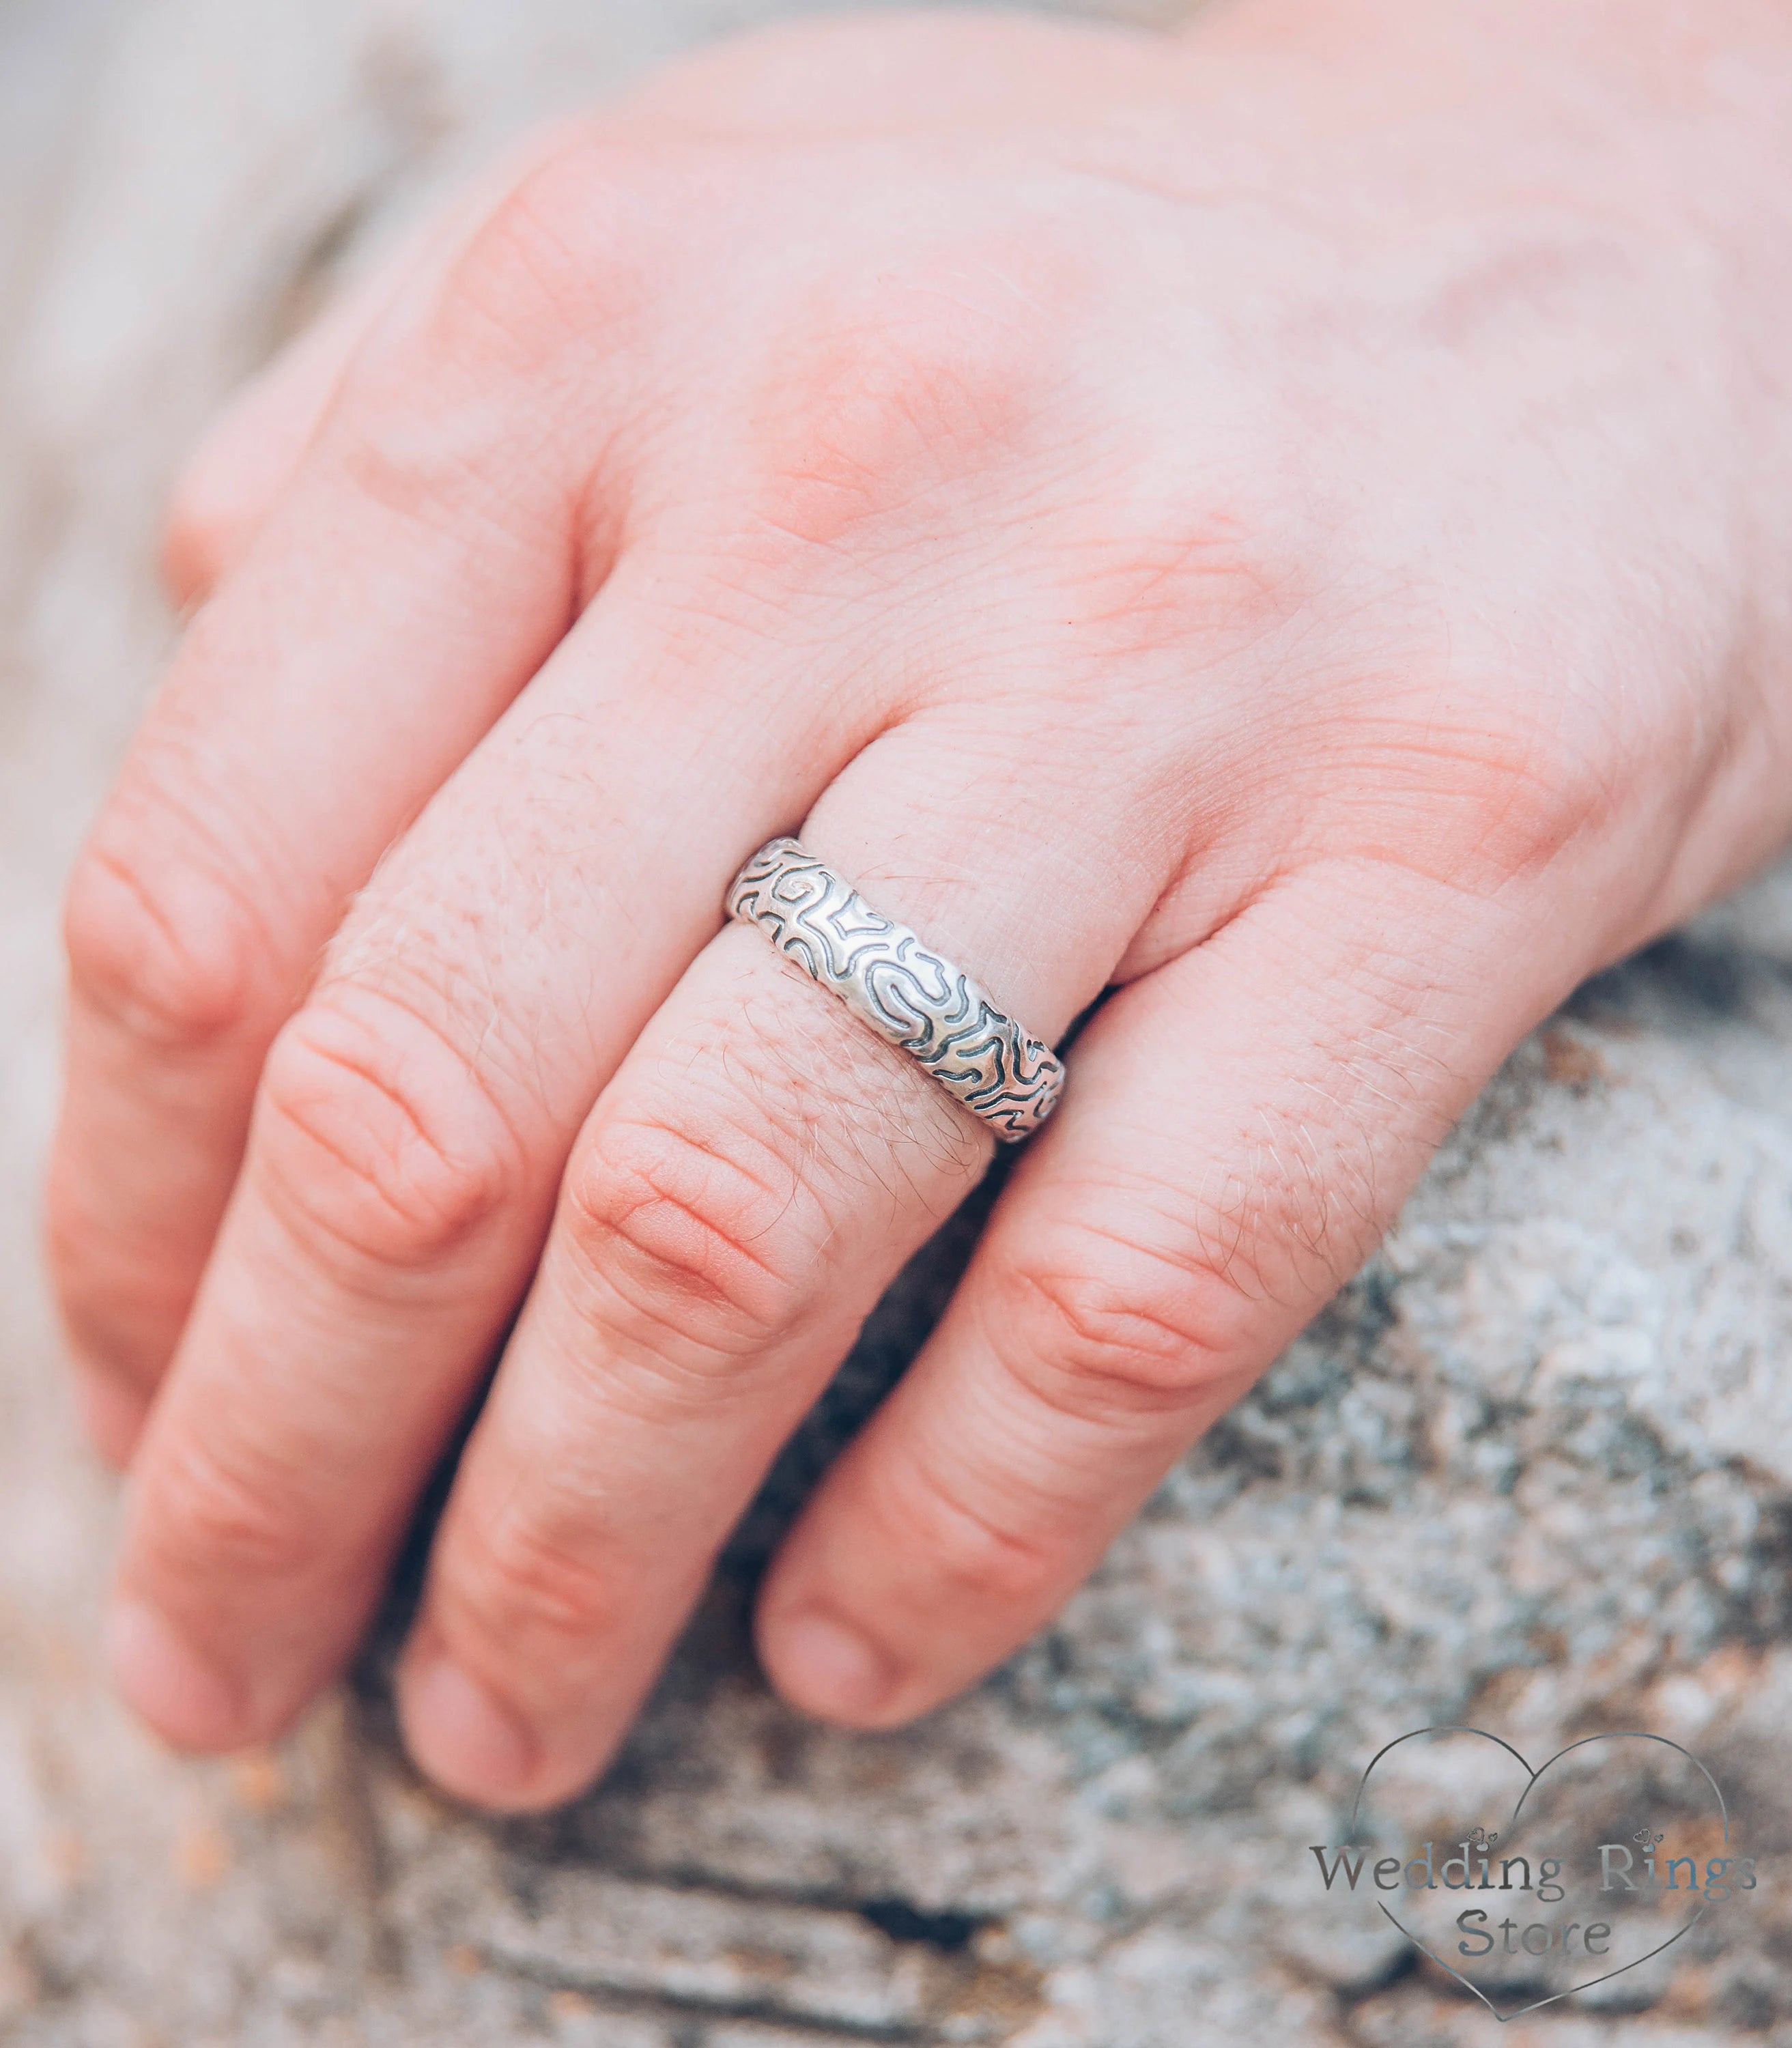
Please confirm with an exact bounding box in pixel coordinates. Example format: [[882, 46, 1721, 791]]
[[46, 0, 1792, 1810]]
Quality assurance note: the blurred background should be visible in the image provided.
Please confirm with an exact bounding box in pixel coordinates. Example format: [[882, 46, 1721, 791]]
[[5, 3, 1792, 2043]]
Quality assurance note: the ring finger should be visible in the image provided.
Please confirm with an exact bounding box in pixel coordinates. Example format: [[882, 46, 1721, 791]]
[[322, 707, 1167, 1808]]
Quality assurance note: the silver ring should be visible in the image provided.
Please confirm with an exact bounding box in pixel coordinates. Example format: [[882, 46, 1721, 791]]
[[725, 837, 1066, 1143]]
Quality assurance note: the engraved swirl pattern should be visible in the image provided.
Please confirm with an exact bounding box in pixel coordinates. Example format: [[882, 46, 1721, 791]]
[[726, 838, 1066, 1142]]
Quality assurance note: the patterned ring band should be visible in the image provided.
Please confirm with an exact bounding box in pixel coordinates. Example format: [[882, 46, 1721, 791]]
[[725, 837, 1066, 1143]]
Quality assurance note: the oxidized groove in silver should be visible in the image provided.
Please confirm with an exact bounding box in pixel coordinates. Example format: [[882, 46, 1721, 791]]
[[725, 836, 1066, 1143]]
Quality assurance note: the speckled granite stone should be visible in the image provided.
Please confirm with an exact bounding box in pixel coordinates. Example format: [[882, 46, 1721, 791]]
[[2, 4, 1789, 2042]]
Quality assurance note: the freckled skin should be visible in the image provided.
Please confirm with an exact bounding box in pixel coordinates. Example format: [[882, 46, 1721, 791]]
[[47, 0, 1792, 1810]]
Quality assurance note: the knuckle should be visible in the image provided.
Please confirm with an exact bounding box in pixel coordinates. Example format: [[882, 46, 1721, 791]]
[[255, 994, 522, 1273], [420, 127, 659, 378], [41, 1185, 89, 1323], [1333, 683, 1623, 896], [879, 1454, 1064, 1612], [442, 1498, 625, 1655], [744, 261, 1051, 554], [991, 1221, 1259, 1417], [1457, 705, 1620, 881], [139, 1427, 318, 1587], [559, 1107, 817, 1371], [1066, 487, 1317, 681], [554, 962, 971, 1380], [319, 135, 662, 532], [160, 447, 246, 610], [160, 500, 229, 610], [45, 1205, 185, 1380], [63, 821, 262, 1049]]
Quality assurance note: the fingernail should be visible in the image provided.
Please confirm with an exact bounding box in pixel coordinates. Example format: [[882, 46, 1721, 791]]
[[767, 1608, 899, 1724], [398, 1642, 536, 1804], [105, 1598, 246, 1749]]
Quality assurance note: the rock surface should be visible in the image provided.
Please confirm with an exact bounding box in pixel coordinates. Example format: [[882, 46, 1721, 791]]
[[2, 3, 1791, 2043]]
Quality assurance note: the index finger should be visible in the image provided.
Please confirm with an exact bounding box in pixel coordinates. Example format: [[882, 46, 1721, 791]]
[[49, 138, 651, 1459], [162, 122, 585, 610]]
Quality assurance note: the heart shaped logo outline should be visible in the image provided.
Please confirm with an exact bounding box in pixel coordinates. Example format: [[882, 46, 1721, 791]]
[[1346, 1726, 1731, 2025]]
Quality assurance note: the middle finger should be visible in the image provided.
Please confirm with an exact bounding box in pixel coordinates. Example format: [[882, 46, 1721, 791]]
[[103, 556, 869, 1751]]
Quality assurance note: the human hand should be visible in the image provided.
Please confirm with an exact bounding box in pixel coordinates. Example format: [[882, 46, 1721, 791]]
[[49, 0, 1792, 1810]]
